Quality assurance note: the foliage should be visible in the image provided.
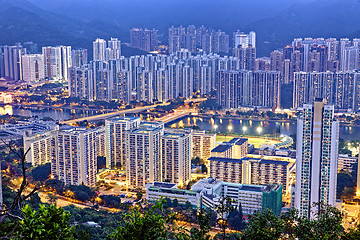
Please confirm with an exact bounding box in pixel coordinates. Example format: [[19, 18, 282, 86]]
[[198, 98, 222, 111], [189, 209, 213, 240], [31, 163, 51, 182], [67, 185, 97, 202], [337, 170, 355, 200], [108, 200, 176, 240], [241, 209, 284, 240], [215, 196, 235, 240], [100, 195, 122, 208], [14, 204, 75, 240]]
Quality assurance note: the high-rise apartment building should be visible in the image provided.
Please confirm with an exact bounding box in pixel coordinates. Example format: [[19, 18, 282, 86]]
[[191, 131, 216, 161], [233, 31, 256, 48], [126, 121, 164, 187], [3, 45, 25, 81], [42, 46, 72, 81], [71, 49, 88, 68], [293, 71, 360, 111], [107, 38, 122, 60], [24, 132, 57, 167], [217, 70, 280, 109], [130, 28, 158, 52], [295, 99, 339, 218], [22, 54, 45, 83], [52, 128, 99, 186], [69, 66, 90, 99], [161, 129, 191, 187], [105, 116, 140, 169], [93, 38, 107, 61]]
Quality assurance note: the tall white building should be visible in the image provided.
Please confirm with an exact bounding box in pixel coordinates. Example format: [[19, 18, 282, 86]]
[[22, 54, 45, 83], [126, 121, 164, 187], [3, 45, 25, 81], [42, 46, 72, 81], [295, 99, 339, 218], [233, 31, 256, 48], [191, 130, 216, 161], [161, 130, 191, 187], [105, 116, 140, 169], [107, 38, 121, 60], [52, 128, 98, 186], [24, 132, 57, 167], [93, 38, 107, 61]]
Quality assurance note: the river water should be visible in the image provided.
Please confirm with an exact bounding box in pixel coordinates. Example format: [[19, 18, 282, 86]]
[[0, 105, 112, 122], [168, 116, 360, 141], [2, 106, 359, 141]]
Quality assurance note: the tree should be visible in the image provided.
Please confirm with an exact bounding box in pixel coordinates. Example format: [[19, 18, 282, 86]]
[[47, 193, 58, 205], [190, 209, 212, 240], [14, 204, 75, 240], [109, 200, 176, 240], [337, 170, 355, 199], [215, 196, 235, 240], [342, 224, 360, 240], [294, 203, 344, 240], [31, 163, 51, 182], [227, 207, 245, 231], [136, 191, 143, 201], [241, 209, 284, 240]]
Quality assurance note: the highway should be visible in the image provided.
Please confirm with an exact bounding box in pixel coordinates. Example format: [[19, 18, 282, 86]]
[[60, 98, 206, 125]]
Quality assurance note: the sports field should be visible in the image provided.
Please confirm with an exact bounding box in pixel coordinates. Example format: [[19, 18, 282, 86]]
[[216, 135, 281, 148]]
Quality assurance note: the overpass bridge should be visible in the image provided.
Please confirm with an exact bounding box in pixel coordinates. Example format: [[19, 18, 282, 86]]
[[60, 98, 206, 125]]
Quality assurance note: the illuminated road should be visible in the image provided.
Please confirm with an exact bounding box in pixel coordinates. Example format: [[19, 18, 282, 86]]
[[60, 98, 206, 125], [60, 104, 161, 124]]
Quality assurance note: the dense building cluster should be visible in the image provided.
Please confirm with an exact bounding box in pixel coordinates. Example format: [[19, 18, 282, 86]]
[[130, 28, 158, 52]]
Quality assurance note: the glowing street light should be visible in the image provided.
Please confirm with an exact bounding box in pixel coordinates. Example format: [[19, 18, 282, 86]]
[[256, 126, 262, 134], [214, 124, 218, 131], [228, 125, 233, 132], [242, 126, 247, 134]]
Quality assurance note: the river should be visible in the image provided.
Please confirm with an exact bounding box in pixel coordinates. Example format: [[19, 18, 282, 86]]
[[0, 105, 113, 122], [168, 115, 360, 141]]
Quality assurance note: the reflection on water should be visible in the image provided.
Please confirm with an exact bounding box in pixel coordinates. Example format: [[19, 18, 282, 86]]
[[169, 116, 360, 141], [0, 105, 13, 115], [0, 105, 113, 122]]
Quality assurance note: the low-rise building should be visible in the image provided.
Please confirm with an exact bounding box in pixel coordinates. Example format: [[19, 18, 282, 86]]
[[146, 182, 200, 207], [208, 156, 291, 193], [146, 179, 282, 215], [211, 137, 248, 159], [338, 155, 357, 172], [192, 178, 283, 215]]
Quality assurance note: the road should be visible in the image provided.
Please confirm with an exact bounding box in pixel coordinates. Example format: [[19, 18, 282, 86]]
[[60, 104, 161, 124], [60, 98, 206, 125]]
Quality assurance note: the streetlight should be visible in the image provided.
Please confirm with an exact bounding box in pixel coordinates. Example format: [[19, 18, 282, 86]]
[[242, 126, 247, 135], [256, 126, 262, 135], [214, 124, 218, 132], [227, 125, 233, 141]]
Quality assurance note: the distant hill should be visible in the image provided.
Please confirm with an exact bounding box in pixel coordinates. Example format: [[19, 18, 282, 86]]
[[244, 0, 360, 55], [1, 0, 360, 56]]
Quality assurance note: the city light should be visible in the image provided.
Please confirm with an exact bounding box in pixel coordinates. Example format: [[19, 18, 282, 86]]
[[242, 126, 247, 133], [214, 124, 218, 131], [256, 127, 262, 134], [228, 125, 233, 132]]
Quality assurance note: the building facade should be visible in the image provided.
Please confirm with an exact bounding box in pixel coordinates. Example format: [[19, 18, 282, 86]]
[[295, 99, 339, 218]]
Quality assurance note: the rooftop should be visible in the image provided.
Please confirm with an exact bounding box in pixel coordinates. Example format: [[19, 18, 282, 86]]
[[211, 144, 232, 153], [228, 137, 248, 145], [153, 182, 177, 189], [208, 157, 242, 164], [108, 116, 140, 123]]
